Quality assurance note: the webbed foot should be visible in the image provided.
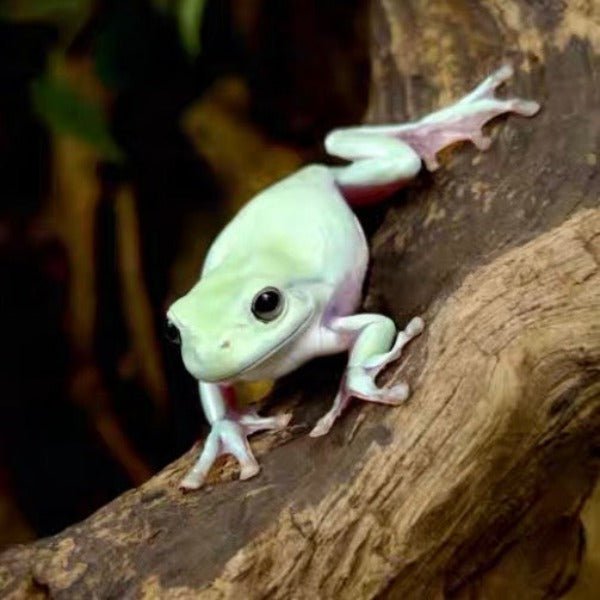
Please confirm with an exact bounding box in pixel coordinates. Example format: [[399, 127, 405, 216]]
[[415, 65, 540, 169], [310, 316, 424, 437], [179, 411, 292, 490]]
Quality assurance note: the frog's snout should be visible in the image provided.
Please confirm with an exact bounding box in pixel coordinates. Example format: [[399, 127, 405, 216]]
[[178, 335, 240, 383]]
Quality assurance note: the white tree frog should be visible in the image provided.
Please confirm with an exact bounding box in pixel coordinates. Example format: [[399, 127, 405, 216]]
[[167, 65, 539, 490]]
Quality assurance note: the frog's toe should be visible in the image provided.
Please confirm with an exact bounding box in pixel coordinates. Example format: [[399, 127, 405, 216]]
[[239, 461, 261, 480], [406, 316, 425, 337], [510, 99, 541, 117], [371, 381, 410, 405], [179, 472, 204, 491], [309, 413, 336, 438], [347, 369, 410, 405], [239, 411, 293, 434], [489, 64, 513, 85]]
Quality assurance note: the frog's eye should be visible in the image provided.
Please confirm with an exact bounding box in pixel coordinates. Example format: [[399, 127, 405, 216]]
[[252, 287, 284, 322], [164, 319, 181, 345]]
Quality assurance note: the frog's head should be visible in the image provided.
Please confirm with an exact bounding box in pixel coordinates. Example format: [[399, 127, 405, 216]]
[[166, 270, 317, 382]]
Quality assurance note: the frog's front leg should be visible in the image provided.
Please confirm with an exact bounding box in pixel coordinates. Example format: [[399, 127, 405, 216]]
[[326, 65, 539, 204], [179, 381, 291, 490], [310, 315, 424, 437]]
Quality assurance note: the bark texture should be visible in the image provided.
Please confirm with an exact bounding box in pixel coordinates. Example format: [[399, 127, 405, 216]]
[[1, 0, 600, 598]]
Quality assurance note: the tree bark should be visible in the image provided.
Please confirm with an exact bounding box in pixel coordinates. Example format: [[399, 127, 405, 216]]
[[1, 1, 599, 598]]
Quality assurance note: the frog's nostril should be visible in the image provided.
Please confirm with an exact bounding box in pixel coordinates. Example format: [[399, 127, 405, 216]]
[[219, 340, 231, 349], [164, 319, 181, 345]]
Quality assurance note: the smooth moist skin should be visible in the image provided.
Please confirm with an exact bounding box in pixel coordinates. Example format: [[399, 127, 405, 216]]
[[166, 65, 540, 490]]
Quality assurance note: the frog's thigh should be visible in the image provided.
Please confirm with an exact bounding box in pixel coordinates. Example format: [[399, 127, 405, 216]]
[[336, 313, 397, 365], [325, 132, 421, 189], [329, 314, 424, 402]]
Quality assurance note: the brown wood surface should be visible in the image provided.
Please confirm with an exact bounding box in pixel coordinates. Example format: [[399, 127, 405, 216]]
[[1, 1, 599, 598]]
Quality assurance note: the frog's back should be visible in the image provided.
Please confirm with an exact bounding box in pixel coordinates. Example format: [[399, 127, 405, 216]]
[[203, 165, 367, 283]]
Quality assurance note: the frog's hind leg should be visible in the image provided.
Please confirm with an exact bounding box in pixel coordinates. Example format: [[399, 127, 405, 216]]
[[310, 315, 424, 437], [325, 64, 540, 202], [325, 130, 422, 205]]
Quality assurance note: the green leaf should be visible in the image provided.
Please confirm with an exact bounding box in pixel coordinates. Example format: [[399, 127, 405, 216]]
[[31, 76, 124, 162], [176, 0, 207, 57]]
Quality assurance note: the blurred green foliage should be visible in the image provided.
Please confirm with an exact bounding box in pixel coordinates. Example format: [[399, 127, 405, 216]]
[[3, 0, 207, 161], [31, 75, 124, 161], [0, 0, 207, 55], [176, 0, 207, 57]]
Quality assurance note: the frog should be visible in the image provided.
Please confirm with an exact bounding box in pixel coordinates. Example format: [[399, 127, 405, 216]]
[[166, 65, 540, 490]]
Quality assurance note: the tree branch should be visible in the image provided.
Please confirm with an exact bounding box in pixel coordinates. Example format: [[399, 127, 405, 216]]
[[2, 1, 599, 598]]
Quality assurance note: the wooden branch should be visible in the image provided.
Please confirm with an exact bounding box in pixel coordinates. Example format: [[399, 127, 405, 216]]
[[2, 1, 599, 598], [1, 209, 598, 598]]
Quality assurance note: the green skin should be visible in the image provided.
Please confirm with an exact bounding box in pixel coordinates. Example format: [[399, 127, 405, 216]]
[[167, 65, 540, 490]]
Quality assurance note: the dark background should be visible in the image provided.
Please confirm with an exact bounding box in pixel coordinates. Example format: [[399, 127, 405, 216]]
[[0, 0, 369, 545]]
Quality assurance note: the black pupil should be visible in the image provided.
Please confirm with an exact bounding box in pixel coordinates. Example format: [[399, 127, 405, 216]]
[[255, 291, 279, 314]]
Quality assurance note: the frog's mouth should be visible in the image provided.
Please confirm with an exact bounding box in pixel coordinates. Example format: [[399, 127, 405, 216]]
[[196, 284, 321, 383], [242, 316, 312, 372], [197, 314, 312, 384]]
